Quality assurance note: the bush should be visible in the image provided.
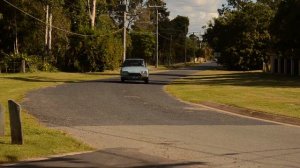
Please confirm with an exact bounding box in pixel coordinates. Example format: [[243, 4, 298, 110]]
[[0, 52, 57, 73]]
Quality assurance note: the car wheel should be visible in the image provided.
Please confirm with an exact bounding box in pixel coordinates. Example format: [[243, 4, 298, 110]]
[[121, 78, 125, 83], [144, 78, 149, 84]]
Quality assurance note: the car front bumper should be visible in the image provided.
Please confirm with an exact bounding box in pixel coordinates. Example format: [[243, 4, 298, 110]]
[[121, 72, 148, 80]]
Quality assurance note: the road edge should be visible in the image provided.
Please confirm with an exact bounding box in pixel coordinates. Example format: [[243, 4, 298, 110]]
[[199, 101, 300, 127], [0, 151, 95, 166]]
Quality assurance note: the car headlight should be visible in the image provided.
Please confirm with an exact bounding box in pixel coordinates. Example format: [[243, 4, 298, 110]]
[[141, 71, 148, 76], [122, 71, 129, 75]]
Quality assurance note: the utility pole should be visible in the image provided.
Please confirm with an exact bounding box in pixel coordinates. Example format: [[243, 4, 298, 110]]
[[45, 4, 49, 50], [44, 4, 49, 65], [45, 4, 52, 57], [169, 35, 172, 66], [123, 11, 126, 62], [48, 6, 52, 53], [123, 0, 127, 62], [43, 3, 53, 66], [14, 10, 19, 55], [184, 23, 187, 65], [193, 32, 196, 63], [149, 5, 162, 68]]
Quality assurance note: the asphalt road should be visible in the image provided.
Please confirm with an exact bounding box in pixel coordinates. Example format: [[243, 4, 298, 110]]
[[6, 62, 300, 168]]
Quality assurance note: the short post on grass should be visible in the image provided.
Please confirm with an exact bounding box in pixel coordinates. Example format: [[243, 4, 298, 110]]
[[8, 100, 23, 145], [0, 103, 4, 136]]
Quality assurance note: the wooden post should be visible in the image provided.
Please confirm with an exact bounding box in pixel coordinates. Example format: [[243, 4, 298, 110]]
[[8, 100, 23, 145], [21, 60, 25, 73], [0, 104, 4, 136]]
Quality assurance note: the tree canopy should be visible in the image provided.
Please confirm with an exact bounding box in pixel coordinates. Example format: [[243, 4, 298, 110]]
[[203, 0, 297, 70], [0, 0, 194, 72], [270, 0, 300, 58]]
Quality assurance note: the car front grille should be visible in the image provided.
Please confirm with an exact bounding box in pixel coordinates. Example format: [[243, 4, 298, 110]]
[[128, 73, 142, 77]]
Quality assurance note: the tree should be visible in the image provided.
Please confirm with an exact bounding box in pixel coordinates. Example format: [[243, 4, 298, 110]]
[[62, 0, 124, 72], [227, 0, 251, 10], [0, 0, 39, 55], [204, 1, 275, 70], [129, 32, 155, 62], [270, 0, 300, 58], [169, 16, 189, 63], [257, 0, 282, 9]]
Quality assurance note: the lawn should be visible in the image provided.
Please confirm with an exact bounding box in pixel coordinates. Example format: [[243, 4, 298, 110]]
[[0, 71, 118, 163], [165, 70, 300, 118]]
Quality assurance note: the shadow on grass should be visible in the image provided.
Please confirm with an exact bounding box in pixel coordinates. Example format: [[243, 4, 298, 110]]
[[127, 162, 206, 168], [0, 76, 84, 83], [93, 71, 300, 88], [4, 155, 18, 163], [171, 72, 300, 88], [0, 73, 117, 83], [83, 72, 119, 76]]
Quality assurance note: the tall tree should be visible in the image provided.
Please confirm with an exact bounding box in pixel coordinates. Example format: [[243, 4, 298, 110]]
[[204, 1, 275, 70], [270, 0, 300, 58]]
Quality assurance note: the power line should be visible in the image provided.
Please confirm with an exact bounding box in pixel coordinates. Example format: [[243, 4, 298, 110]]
[[2, 0, 122, 37]]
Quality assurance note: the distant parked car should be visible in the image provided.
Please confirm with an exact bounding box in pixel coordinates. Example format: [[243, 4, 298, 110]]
[[120, 58, 149, 84]]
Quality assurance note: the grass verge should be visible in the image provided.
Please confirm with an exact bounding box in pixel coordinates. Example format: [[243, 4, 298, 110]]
[[0, 71, 118, 163], [165, 70, 300, 118]]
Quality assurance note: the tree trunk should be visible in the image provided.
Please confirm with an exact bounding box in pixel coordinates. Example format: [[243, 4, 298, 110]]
[[48, 7, 52, 52], [14, 11, 19, 55], [89, 0, 96, 29], [45, 5, 49, 48]]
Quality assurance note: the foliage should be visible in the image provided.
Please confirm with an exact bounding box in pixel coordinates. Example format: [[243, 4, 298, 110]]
[[0, 52, 57, 72], [204, 1, 275, 70], [63, 3, 123, 72], [129, 32, 155, 62], [1, 0, 297, 72], [158, 16, 189, 64], [270, 0, 300, 58], [0, 0, 194, 71]]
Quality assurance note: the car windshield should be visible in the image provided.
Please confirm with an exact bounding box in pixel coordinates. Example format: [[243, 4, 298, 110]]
[[123, 60, 144, 67]]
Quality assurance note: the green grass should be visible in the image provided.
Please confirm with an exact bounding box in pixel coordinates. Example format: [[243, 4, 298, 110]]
[[165, 70, 300, 118], [0, 71, 118, 163]]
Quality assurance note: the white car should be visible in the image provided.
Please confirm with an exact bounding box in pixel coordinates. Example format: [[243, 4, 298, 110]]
[[120, 59, 149, 83]]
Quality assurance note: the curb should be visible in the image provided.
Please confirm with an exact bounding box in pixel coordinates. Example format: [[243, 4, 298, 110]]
[[199, 101, 300, 127], [164, 85, 300, 127], [0, 151, 94, 166]]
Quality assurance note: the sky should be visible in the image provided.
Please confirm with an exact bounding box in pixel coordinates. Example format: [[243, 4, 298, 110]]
[[164, 0, 227, 35]]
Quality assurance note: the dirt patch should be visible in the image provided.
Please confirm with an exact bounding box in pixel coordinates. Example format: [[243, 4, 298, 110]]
[[201, 101, 300, 126]]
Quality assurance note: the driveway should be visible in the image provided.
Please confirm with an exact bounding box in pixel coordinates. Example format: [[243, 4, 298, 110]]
[[8, 62, 300, 167]]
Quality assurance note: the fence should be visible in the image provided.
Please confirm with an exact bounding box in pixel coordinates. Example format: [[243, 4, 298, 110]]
[[0, 60, 26, 73], [263, 56, 300, 76]]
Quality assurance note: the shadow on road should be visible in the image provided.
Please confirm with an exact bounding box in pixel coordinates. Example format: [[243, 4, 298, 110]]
[[2, 149, 207, 168]]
